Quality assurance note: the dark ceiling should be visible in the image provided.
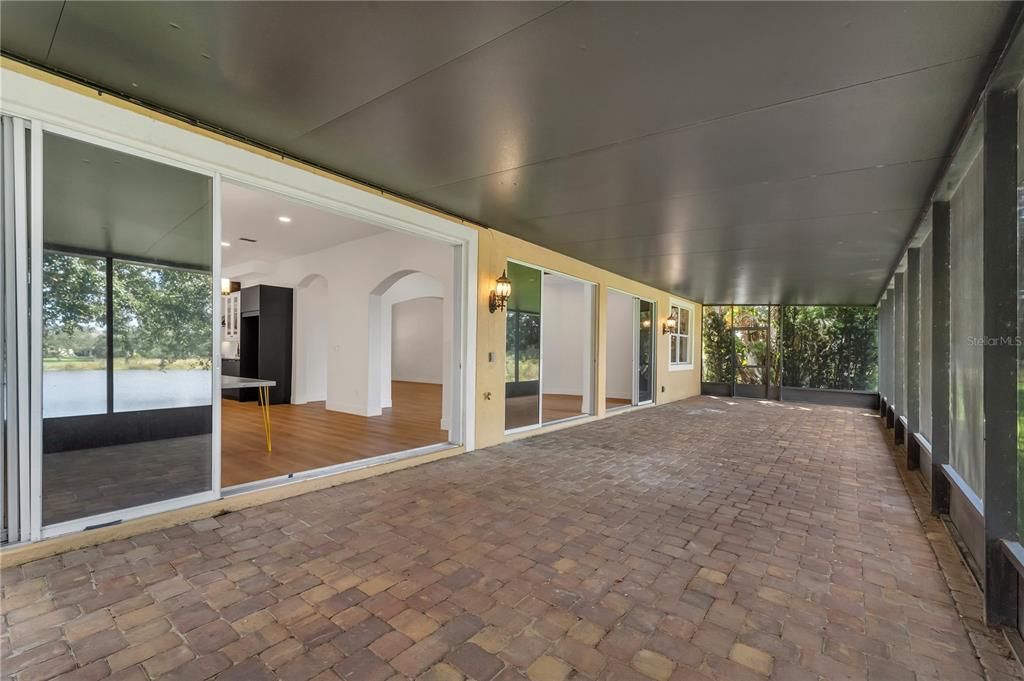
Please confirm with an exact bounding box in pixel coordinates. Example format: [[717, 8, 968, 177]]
[[1, 1, 1016, 303]]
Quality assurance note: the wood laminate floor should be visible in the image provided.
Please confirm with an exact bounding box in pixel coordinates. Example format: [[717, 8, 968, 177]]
[[221, 381, 447, 487], [505, 393, 592, 429], [605, 396, 632, 410]]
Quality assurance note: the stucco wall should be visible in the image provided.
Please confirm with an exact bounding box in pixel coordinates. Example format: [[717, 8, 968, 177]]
[[5, 59, 703, 458], [475, 229, 701, 449]]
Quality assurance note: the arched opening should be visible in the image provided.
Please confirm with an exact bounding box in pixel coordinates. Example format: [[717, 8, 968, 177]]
[[368, 270, 450, 431], [216, 178, 461, 489]]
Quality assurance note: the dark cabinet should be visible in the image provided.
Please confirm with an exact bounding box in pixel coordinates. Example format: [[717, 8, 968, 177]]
[[221, 358, 241, 401], [223, 284, 293, 404]]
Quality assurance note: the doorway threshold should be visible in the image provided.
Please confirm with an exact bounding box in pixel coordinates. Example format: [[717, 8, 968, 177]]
[[222, 441, 455, 497]]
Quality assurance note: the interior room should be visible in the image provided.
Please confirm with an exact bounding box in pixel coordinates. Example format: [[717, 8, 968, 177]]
[[219, 181, 454, 488]]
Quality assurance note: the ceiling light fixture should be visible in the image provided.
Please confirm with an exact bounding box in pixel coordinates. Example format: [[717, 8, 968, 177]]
[[278, 216, 292, 223]]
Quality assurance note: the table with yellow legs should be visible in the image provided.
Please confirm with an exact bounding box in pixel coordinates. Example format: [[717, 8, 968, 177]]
[[222, 375, 277, 452]]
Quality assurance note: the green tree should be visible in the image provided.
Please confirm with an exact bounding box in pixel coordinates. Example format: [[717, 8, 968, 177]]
[[702, 307, 733, 383], [781, 306, 877, 390], [42, 253, 105, 333], [42, 251, 212, 369], [113, 262, 212, 368]]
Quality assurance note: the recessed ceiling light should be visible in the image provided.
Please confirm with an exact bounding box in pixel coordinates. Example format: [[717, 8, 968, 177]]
[[278, 216, 292, 223], [221, 241, 231, 247]]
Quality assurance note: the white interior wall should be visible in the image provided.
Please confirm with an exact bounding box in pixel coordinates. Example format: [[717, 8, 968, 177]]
[[228, 229, 454, 430], [540, 277, 594, 411], [293, 274, 329, 404], [392, 298, 444, 384], [607, 290, 634, 400]]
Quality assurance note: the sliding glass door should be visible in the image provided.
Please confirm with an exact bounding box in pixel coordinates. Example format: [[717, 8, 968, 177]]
[[1, 115, 30, 544], [505, 263, 596, 432], [606, 290, 656, 410], [637, 299, 654, 404], [505, 262, 542, 430], [40, 130, 216, 529]]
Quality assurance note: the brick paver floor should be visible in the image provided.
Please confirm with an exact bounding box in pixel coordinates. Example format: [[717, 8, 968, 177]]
[[2, 397, 1017, 681]]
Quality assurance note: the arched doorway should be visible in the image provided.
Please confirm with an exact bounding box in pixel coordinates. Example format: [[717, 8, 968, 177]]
[[368, 270, 449, 431]]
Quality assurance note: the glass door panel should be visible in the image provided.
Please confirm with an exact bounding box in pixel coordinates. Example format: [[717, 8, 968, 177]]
[[504, 261, 541, 430], [541, 273, 595, 424], [605, 289, 634, 411], [637, 299, 654, 404], [41, 131, 214, 526], [2, 115, 30, 544]]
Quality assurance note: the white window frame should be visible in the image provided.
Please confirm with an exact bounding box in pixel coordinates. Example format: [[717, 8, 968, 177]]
[[668, 299, 695, 371]]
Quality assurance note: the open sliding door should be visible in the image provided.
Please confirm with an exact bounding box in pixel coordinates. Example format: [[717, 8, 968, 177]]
[[1, 115, 32, 544], [606, 289, 655, 410]]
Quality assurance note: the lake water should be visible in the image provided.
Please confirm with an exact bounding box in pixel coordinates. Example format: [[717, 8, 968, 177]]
[[43, 369, 212, 417]]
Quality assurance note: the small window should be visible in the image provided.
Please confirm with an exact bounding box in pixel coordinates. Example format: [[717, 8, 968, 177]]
[[669, 302, 693, 368]]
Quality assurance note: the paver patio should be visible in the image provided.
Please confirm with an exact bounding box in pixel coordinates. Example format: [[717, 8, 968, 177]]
[[1, 397, 1015, 681]]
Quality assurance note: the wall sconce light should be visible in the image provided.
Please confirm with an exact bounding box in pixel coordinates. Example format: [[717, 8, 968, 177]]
[[641, 318, 652, 330], [662, 311, 678, 335], [220, 278, 232, 295], [489, 270, 512, 313]]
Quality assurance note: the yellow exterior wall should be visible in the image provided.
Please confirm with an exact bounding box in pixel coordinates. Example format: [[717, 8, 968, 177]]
[[0, 60, 702, 564], [475, 229, 701, 448], [2, 58, 703, 453]]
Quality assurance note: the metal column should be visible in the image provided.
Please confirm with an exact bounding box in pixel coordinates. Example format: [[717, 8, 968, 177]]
[[906, 248, 921, 465], [894, 273, 906, 443], [981, 88, 1019, 627], [931, 202, 952, 516]]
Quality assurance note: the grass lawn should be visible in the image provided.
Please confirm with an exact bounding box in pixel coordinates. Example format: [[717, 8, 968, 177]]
[[42, 357, 208, 371]]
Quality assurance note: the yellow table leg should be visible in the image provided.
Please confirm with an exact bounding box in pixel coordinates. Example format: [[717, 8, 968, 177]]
[[258, 385, 273, 453]]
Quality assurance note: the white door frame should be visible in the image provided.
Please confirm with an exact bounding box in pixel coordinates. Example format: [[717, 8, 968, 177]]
[[1, 66, 479, 542]]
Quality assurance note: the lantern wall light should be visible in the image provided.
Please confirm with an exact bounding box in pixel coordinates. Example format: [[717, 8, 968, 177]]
[[489, 270, 512, 313], [662, 311, 678, 335]]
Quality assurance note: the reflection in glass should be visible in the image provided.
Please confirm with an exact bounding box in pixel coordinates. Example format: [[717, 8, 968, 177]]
[[42, 252, 107, 417], [541, 273, 595, 423], [504, 262, 541, 430], [112, 261, 212, 412], [677, 306, 690, 363], [638, 300, 654, 403], [605, 290, 634, 411], [41, 132, 213, 525]]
